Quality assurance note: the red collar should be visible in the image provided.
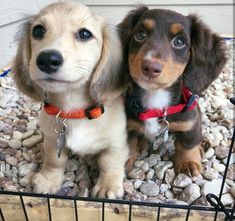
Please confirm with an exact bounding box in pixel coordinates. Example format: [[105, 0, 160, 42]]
[[135, 87, 198, 121], [43, 103, 105, 120]]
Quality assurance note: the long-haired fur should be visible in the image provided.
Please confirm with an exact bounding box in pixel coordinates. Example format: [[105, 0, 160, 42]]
[[13, 1, 129, 199]]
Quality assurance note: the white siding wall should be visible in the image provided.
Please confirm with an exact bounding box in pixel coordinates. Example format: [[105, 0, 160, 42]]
[[0, 0, 233, 68]]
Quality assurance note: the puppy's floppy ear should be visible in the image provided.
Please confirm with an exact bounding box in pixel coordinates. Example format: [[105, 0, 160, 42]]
[[118, 5, 149, 52], [90, 22, 126, 103], [13, 19, 44, 102], [183, 14, 227, 95]]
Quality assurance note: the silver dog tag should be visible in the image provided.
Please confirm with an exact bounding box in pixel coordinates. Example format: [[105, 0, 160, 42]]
[[53, 111, 67, 158], [152, 118, 169, 150], [56, 133, 66, 158]]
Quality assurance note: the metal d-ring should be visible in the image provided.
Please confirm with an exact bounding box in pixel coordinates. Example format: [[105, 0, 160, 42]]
[[53, 111, 67, 135]]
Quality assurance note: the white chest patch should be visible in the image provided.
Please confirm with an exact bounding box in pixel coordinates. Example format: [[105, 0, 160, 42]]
[[142, 89, 171, 141]]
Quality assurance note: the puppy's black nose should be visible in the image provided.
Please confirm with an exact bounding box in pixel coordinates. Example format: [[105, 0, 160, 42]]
[[141, 60, 162, 78], [36, 50, 63, 74]]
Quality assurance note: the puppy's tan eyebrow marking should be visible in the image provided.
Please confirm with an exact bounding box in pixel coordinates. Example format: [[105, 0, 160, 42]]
[[170, 23, 183, 35], [143, 19, 155, 30]]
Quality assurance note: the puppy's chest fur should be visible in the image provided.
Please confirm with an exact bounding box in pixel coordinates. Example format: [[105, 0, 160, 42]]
[[38, 97, 126, 156], [141, 89, 171, 141]]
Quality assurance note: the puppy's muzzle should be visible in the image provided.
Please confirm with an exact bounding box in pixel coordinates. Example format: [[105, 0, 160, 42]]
[[36, 50, 63, 74], [141, 60, 162, 78]]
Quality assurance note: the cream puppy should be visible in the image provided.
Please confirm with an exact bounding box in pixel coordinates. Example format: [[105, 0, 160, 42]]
[[13, 1, 129, 199]]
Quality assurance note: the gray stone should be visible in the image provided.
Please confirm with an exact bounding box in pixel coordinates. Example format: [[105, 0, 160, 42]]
[[159, 184, 170, 193], [0, 140, 8, 148], [179, 183, 201, 204], [128, 168, 145, 180], [134, 160, 145, 168], [5, 156, 18, 166], [215, 146, 229, 159], [146, 169, 154, 180], [134, 180, 143, 189], [0, 153, 6, 161], [172, 187, 183, 195], [165, 190, 174, 199], [8, 139, 21, 149], [165, 168, 175, 185], [0, 171, 4, 178], [203, 168, 219, 180], [140, 182, 160, 196], [154, 161, 173, 180], [144, 154, 160, 167], [22, 135, 43, 148], [62, 181, 74, 188], [18, 163, 38, 177], [22, 152, 31, 161], [173, 173, 192, 188]]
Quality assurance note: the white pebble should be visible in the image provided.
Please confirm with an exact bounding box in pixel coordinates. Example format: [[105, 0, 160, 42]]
[[22, 135, 43, 148], [212, 161, 226, 173], [222, 153, 235, 165], [22, 131, 34, 139], [201, 179, 229, 196], [13, 131, 23, 140], [154, 161, 173, 180], [221, 193, 234, 206], [173, 173, 192, 188], [204, 148, 215, 159], [165, 190, 174, 199], [18, 163, 38, 177], [179, 183, 201, 204], [134, 180, 143, 189], [8, 139, 21, 149]]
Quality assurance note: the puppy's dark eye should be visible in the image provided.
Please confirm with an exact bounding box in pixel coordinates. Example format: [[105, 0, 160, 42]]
[[32, 25, 45, 39], [171, 36, 186, 49], [77, 28, 93, 41], [134, 30, 147, 42]]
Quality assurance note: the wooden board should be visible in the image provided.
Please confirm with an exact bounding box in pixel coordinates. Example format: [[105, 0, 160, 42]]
[[0, 194, 226, 221]]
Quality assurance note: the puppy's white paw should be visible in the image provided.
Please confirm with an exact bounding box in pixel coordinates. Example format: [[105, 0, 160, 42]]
[[32, 172, 64, 194], [92, 177, 124, 199]]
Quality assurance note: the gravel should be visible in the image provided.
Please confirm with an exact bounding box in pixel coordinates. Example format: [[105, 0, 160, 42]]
[[0, 40, 234, 207]]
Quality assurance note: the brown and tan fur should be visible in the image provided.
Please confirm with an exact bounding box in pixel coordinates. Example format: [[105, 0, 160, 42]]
[[119, 6, 227, 177], [13, 1, 129, 199]]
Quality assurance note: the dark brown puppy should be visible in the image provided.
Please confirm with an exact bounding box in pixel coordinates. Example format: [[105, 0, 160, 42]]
[[119, 6, 227, 176]]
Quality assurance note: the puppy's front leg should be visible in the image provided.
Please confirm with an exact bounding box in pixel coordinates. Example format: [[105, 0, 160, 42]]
[[92, 144, 129, 199], [32, 136, 68, 194]]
